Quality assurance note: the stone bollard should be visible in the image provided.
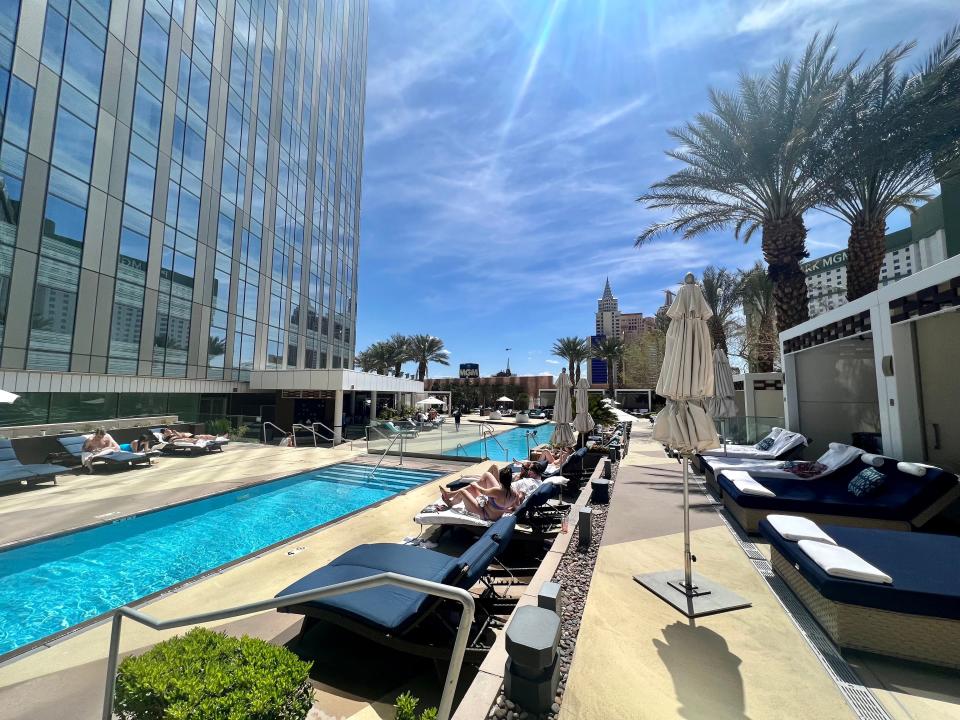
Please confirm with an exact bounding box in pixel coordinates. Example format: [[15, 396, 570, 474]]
[[590, 478, 610, 504], [538, 581, 563, 614], [504, 606, 562, 713], [602, 457, 612, 479], [577, 506, 592, 547]]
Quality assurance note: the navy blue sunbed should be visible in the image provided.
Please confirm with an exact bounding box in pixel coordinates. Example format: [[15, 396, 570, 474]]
[[0, 439, 68, 487], [719, 458, 960, 533], [760, 519, 960, 668], [277, 516, 516, 660]]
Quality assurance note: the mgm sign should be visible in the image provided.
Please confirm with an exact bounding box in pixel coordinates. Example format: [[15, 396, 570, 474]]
[[803, 250, 848, 274], [459, 363, 480, 379]]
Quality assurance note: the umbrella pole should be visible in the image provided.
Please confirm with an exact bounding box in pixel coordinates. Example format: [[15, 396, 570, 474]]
[[682, 454, 693, 591]]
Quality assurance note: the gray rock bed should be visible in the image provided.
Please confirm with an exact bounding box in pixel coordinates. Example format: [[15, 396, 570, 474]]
[[489, 463, 618, 720]]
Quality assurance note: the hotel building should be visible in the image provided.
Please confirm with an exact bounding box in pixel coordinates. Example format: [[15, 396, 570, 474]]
[[0, 0, 417, 437]]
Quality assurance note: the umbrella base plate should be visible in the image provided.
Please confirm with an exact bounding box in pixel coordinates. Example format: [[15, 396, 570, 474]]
[[634, 570, 751, 618]]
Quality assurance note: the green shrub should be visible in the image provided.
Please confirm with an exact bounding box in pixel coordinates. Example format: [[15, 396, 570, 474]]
[[230, 423, 250, 441], [394, 691, 438, 720], [206, 418, 232, 437], [114, 628, 313, 720]]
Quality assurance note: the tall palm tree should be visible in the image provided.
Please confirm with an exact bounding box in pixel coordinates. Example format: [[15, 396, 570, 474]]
[[386, 333, 413, 376], [408, 334, 449, 381], [738, 262, 778, 372], [552, 336, 589, 381], [637, 32, 854, 333], [355, 341, 392, 374], [592, 336, 625, 396], [700, 266, 742, 354], [815, 29, 960, 300]]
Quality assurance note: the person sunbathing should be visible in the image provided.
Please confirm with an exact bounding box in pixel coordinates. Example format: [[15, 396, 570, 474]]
[[439, 465, 525, 521], [82, 428, 121, 470], [540, 447, 571, 466], [161, 428, 218, 443], [130, 432, 157, 453]]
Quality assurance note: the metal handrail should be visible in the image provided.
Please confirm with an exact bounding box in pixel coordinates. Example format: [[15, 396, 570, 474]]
[[293, 423, 332, 448], [482, 429, 509, 461], [261, 421, 289, 444], [524, 428, 541, 458], [367, 429, 403, 478], [100, 573, 474, 720], [453, 443, 467, 457]]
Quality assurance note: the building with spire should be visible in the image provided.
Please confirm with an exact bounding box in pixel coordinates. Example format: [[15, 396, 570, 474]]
[[595, 278, 622, 337]]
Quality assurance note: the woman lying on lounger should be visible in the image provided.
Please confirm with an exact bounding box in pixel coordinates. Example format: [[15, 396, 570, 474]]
[[161, 428, 219, 443], [439, 465, 525, 521], [539, 447, 571, 466]]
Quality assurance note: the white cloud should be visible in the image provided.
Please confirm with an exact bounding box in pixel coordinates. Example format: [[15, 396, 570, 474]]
[[545, 358, 560, 365]]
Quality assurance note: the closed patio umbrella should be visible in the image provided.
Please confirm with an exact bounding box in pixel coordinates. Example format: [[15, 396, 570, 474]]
[[550, 369, 576, 447], [573, 377, 595, 443], [706, 347, 738, 452], [636, 273, 749, 618]]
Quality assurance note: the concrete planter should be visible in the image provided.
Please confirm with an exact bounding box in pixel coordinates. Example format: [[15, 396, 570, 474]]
[[515, 412, 530, 424]]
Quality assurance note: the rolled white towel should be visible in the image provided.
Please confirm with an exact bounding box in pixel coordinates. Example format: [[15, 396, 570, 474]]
[[724, 470, 776, 497], [860, 453, 886, 468], [798, 540, 892, 584], [897, 461, 932, 477], [767, 514, 836, 544]]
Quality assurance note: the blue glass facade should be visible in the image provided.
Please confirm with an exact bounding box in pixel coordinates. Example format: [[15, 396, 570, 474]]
[[0, 0, 367, 380]]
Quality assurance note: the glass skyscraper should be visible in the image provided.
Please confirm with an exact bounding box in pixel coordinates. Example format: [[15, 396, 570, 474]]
[[0, 0, 397, 430]]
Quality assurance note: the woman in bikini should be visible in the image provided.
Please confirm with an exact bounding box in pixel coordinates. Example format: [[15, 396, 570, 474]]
[[161, 428, 219, 444], [439, 465, 525, 521]]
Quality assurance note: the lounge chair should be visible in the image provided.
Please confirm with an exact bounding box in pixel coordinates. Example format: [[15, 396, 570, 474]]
[[150, 428, 227, 454], [0, 439, 68, 487], [414, 478, 567, 532], [692, 427, 808, 477], [700, 440, 851, 498], [276, 516, 517, 661], [760, 518, 960, 669], [718, 455, 960, 533], [57, 435, 152, 471], [373, 421, 419, 440]]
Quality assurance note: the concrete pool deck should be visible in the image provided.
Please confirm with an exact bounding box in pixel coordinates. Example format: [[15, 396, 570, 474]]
[[560, 426, 960, 720], [0, 445, 484, 719]]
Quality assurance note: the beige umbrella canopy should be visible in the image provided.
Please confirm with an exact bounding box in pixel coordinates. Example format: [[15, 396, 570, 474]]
[[706, 348, 738, 421], [573, 377, 595, 436], [550, 369, 576, 447], [652, 275, 720, 454]]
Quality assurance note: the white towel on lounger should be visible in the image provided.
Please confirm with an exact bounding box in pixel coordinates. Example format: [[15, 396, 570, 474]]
[[724, 470, 776, 497], [798, 540, 892, 584], [767, 515, 836, 544]]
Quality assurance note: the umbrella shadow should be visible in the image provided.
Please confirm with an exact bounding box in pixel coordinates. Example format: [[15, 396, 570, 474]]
[[654, 620, 750, 720]]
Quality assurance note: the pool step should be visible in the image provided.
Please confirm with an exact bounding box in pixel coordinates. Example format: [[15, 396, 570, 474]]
[[309, 471, 428, 492], [317, 465, 440, 484]]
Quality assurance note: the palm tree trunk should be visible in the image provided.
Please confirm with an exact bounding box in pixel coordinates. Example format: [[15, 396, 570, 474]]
[[568, 358, 575, 380], [607, 360, 614, 396], [706, 316, 727, 353], [761, 216, 810, 333], [418, 362, 426, 381], [846, 218, 887, 301]]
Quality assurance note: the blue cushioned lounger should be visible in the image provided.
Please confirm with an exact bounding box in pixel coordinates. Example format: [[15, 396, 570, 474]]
[[57, 435, 152, 471], [760, 519, 960, 668], [150, 428, 225, 454], [0, 439, 68, 488], [718, 458, 959, 533], [277, 516, 516, 659]]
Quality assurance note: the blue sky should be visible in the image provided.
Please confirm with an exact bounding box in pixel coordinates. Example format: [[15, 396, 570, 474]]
[[356, 0, 956, 378]]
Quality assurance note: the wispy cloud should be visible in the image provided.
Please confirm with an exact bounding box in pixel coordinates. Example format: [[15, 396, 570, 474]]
[[545, 358, 560, 365]]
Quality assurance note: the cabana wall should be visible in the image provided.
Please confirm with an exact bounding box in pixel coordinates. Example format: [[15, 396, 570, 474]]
[[781, 254, 960, 471]]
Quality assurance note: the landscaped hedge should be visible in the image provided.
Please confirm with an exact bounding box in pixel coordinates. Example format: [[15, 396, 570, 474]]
[[113, 628, 314, 720]]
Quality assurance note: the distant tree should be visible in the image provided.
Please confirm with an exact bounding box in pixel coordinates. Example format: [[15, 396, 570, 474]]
[[700, 266, 742, 353], [355, 341, 392, 374], [592, 336, 626, 396], [386, 333, 413, 376], [737, 262, 779, 372], [408, 334, 449, 381], [552, 337, 589, 382]]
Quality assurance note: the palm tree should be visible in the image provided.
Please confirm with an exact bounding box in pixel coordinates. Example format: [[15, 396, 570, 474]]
[[552, 336, 589, 381], [408, 334, 449, 381], [385, 333, 412, 376], [738, 262, 778, 372], [355, 341, 392, 374], [637, 32, 853, 333], [815, 29, 960, 300], [592, 336, 625, 396], [700, 266, 742, 353]]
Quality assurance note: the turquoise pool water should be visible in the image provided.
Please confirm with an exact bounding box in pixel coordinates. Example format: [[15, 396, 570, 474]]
[[445, 423, 556, 460], [0, 463, 443, 656]]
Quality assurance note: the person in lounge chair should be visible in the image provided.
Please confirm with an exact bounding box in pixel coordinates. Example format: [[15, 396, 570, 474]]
[[130, 432, 158, 453], [161, 428, 218, 443], [439, 465, 525, 521], [82, 429, 121, 471], [539, 447, 571, 466]]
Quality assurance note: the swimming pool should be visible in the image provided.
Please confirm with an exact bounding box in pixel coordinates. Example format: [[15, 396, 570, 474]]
[[0, 463, 443, 657], [445, 423, 556, 461]]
